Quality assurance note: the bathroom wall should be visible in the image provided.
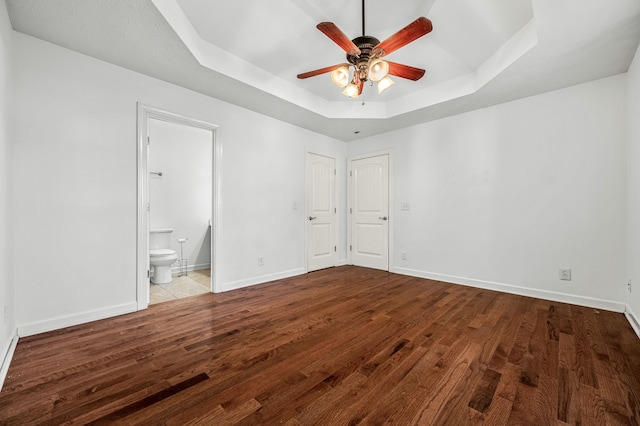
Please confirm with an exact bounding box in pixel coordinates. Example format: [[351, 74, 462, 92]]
[[148, 118, 212, 272], [348, 75, 628, 311], [0, 0, 16, 380], [12, 32, 347, 335]]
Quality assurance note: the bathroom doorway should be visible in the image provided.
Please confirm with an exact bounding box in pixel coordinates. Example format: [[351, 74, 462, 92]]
[[136, 105, 221, 309]]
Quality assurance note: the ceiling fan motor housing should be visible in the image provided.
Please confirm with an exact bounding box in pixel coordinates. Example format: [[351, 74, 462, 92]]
[[347, 35, 381, 81]]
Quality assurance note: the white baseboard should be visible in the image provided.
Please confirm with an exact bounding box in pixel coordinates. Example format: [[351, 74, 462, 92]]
[[625, 305, 640, 339], [221, 268, 306, 292], [149, 263, 210, 278], [17, 302, 138, 337], [0, 331, 18, 391], [337, 259, 348, 266], [393, 267, 627, 313], [170, 262, 210, 275]]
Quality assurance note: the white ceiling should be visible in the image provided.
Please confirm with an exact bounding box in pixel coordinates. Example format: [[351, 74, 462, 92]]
[[5, 0, 640, 141]]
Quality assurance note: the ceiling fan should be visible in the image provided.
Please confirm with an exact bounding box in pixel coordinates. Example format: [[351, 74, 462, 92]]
[[297, 0, 433, 98]]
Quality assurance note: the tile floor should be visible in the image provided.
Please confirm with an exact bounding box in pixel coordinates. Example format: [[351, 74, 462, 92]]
[[149, 269, 211, 305]]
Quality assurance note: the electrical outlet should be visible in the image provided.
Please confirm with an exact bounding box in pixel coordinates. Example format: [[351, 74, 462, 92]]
[[401, 251, 407, 260], [258, 256, 264, 266], [559, 269, 571, 281], [401, 202, 410, 211], [629, 279, 632, 293]]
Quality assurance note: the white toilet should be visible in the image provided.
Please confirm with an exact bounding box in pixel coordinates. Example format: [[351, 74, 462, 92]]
[[150, 228, 178, 284]]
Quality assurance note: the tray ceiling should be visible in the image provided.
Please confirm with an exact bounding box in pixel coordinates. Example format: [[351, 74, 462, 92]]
[[6, 0, 640, 141]]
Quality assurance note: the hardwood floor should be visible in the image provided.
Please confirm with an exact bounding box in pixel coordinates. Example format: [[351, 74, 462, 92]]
[[1, 266, 639, 425]]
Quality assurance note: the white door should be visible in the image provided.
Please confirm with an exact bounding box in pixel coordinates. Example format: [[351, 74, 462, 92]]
[[350, 154, 389, 270], [306, 153, 337, 272]]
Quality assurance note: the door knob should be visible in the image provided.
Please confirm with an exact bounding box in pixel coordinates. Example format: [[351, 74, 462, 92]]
[[308, 216, 317, 221], [379, 216, 388, 221]]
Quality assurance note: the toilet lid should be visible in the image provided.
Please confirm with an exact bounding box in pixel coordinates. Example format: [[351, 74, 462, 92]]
[[150, 249, 176, 257]]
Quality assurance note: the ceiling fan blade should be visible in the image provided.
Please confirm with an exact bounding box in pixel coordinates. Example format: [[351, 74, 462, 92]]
[[386, 61, 426, 81], [373, 17, 433, 57], [297, 64, 345, 79], [317, 22, 361, 56]]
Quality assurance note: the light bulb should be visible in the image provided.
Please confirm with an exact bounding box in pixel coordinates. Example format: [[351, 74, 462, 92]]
[[377, 76, 395, 94], [331, 65, 350, 88], [343, 82, 360, 98], [368, 59, 389, 82]]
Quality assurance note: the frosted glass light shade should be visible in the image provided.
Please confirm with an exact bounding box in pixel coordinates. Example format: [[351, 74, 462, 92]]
[[377, 76, 395, 93], [331, 65, 350, 87], [343, 82, 360, 98], [368, 59, 389, 82]]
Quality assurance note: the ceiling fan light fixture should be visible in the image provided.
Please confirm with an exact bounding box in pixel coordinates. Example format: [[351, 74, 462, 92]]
[[331, 64, 350, 87], [297, 2, 431, 98], [377, 76, 395, 94], [368, 58, 389, 82], [343, 82, 360, 98]]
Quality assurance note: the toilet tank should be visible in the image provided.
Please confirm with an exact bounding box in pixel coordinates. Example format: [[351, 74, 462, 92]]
[[150, 228, 173, 250]]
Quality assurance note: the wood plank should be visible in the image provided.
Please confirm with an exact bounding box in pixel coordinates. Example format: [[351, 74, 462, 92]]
[[558, 332, 582, 424], [468, 368, 502, 413]]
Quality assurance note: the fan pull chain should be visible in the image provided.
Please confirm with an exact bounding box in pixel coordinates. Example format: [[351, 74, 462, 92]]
[[362, 0, 366, 36]]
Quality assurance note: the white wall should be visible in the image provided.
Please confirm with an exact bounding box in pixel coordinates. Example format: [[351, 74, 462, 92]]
[[0, 1, 16, 379], [349, 75, 628, 310], [149, 119, 212, 271], [627, 43, 640, 325], [13, 33, 347, 335]]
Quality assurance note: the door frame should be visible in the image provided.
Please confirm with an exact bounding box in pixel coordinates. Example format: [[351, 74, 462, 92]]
[[136, 104, 222, 309], [304, 151, 338, 272], [347, 150, 394, 271]]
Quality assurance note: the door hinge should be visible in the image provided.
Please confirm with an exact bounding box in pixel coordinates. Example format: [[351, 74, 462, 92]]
[[350, 171, 352, 177], [334, 169, 336, 176], [334, 207, 336, 213], [350, 245, 352, 251], [147, 136, 150, 145], [147, 270, 150, 278], [334, 246, 337, 252], [350, 208, 352, 214]]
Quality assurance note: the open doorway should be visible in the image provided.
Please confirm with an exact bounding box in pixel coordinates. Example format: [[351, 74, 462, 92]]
[[136, 105, 221, 309]]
